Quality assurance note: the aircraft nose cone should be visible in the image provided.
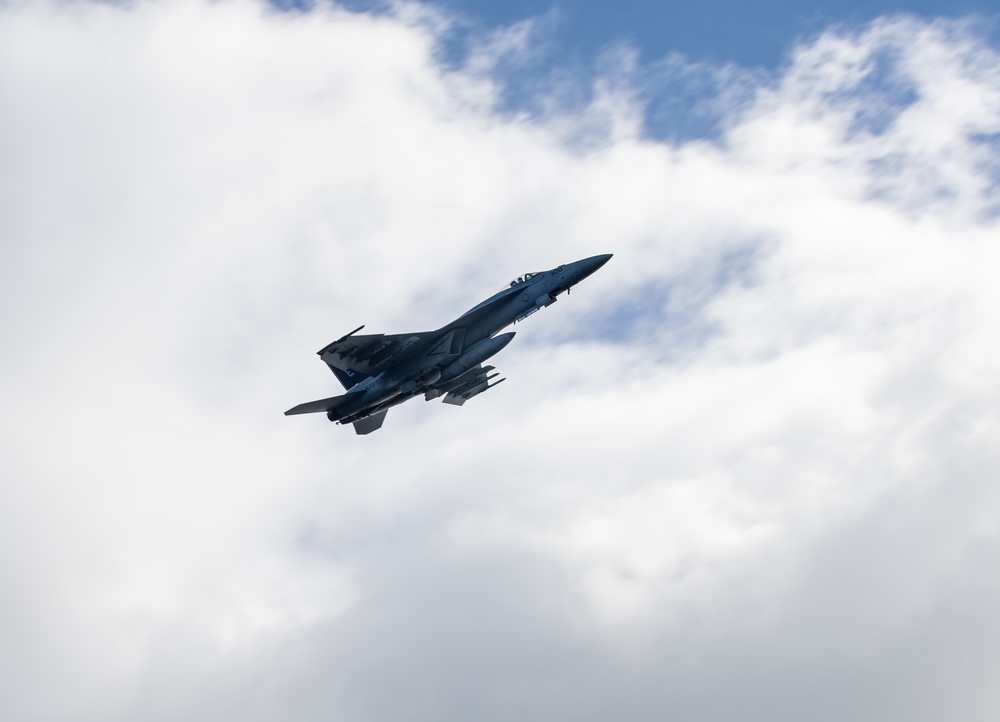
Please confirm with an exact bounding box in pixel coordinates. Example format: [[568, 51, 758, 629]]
[[570, 253, 613, 281], [589, 253, 613, 270]]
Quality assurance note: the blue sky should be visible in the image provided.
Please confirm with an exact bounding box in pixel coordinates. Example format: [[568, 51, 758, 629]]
[[330, 0, 1000, 142], [421, 0, 999, 67]]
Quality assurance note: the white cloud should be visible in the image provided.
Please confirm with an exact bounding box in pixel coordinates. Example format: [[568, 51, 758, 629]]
[[1, 2, 999, 720]]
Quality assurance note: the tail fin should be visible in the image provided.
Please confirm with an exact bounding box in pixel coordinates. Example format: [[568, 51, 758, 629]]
[[353, 409, 387, 435], [327, 364, 372, 390]]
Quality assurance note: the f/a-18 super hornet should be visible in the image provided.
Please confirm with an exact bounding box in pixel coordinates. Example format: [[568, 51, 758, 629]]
[[285, 253, 612, 434]]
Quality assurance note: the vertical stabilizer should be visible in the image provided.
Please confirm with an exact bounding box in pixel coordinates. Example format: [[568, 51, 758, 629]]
[[353, 409, 387, 435], [328, 364, 371, 390]]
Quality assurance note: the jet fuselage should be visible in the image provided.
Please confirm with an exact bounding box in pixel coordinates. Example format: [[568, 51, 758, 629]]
[[285, 254, 612, 432]]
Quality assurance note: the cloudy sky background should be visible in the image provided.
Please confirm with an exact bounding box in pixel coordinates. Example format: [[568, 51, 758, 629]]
[[2, 0, 1000, 719]]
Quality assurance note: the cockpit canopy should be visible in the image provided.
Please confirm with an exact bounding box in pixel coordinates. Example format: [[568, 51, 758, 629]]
[[508, 272, 540, 287]]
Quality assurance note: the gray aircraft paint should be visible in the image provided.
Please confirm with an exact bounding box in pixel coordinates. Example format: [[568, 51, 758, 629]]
[[285, 254, 612, 434]]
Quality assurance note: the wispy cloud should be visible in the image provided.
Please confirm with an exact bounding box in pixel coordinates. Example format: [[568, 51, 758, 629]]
[[1, 2, 998, 720]]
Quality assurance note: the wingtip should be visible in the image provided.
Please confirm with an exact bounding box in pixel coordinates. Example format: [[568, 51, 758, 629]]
[[318, 324, 366, 354]]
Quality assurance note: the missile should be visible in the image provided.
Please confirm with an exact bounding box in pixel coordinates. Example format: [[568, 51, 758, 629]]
[[450, 371, 500, 397], [442, 376, 506, 406], [317, 324, 365, 355]]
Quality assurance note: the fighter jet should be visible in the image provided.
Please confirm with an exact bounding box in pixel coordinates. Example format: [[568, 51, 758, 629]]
[[285, 253, 612, 434]]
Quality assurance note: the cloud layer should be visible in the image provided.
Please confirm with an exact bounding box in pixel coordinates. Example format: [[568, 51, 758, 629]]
[[1, 2, 999, 720]]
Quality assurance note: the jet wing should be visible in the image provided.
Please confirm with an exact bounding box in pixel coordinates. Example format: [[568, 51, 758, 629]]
[[318, 331, 429, 375]]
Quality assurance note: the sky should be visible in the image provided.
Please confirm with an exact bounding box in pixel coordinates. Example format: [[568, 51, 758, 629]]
[[1, 0, 999, 720], [345, 0, 1000, 66]]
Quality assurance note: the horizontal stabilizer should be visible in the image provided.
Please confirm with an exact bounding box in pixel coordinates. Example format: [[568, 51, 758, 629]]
[[284, 392, 352, 416]]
